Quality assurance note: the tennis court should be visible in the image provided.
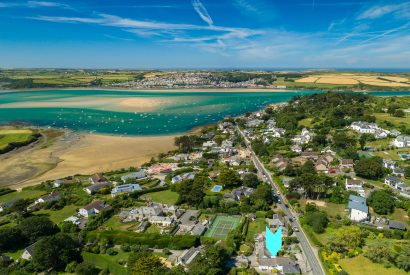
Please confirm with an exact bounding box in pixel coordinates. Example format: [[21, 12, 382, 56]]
[[205, 215, 241, 239]]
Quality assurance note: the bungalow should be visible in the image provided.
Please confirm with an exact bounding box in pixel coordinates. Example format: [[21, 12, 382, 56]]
[[393, 135, 410, 148], [340, 159, 354, 169], [148, 216, 174, 227], [202, 140, 217, 149], [0, 200, 18, 213], [79, 201, 112, 217], [392, 168, 405, 177], [350, 121, 378, 134], [89, 173, 108, 184], [172, 153, 190, 161], [290, 145, 302, 153], [389, 220, 407, 231], [84, 182, 112, 195], [191, 223, 207, 236], [120, 171, 146, 183], [271, 155, 288, 171], [348, 195, 369, 222], [258, 257, 301, 274], [385, 175, 404, 189], [224, 186, 255, 201], [111, 184, 142, 197], [176, 246, 202, 267], [35, 192, 61, 204], [345, 179, 366, 197], [21, 242, 37, 260], [64, 216, 81, 226], [383, 159, 397, 170]]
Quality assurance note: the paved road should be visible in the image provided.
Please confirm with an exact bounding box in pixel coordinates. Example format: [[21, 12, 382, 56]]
[[237, 127, 325, 275]]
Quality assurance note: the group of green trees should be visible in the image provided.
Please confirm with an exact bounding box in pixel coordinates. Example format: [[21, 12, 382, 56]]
[[364, 240, 410, 271], [288, 161, 334, 199], [302, 203, 329, 234]]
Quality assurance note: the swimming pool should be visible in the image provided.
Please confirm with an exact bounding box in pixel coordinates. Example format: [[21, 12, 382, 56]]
[[399, 153, 410, 160], [211, 185, 223, 192]]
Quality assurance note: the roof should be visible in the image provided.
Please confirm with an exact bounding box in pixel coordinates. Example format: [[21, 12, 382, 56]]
[[24, 242, 37, 256], [348, 195, 368, 213], [90, 173, 108, 183], [82, 201, 107, 211], [179, 246, 202, 265], [386, 175, 402, 183], [258, 257, 300, 274], [121, 171, 146, 181], [86, 182, 112, 192], [389, 220, 406, 231]]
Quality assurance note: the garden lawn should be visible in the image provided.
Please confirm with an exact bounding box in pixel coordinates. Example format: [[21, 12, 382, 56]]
[[82, 251, 128, 275], [246, 218, 266, 242], [5, 248, 24, 261], [0, 189, 45, 203], [140, 189, 179, 205], [339, 254, 408, 275], [102, 216, 139, 231], [372, 149, 403, 161], [35, 205, 78, 224]]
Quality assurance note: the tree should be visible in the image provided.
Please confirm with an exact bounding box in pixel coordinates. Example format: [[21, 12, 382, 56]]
[[128, 251, 164, 275], [32, 233, 81, 271], [218, 169, 241, 188], [242, 173, 260, 188], [174, 135, 201, 153], [176, 174, 208, 206], [364, 240, 394, 263], [75, 262, 99, 275], [252, 140, 269, 156], [189, 245, 228, 275], [405, 167, 410, 179], [354, 157, 384, 179], [0, 227, 24, 252], [395, 243, 410, 271], [367, 190, 395, 215], [328, 226, 364, 252], [304, 211, 328, 233], [332, 132, 357, 150], [17, 216, 59, 243], [250, 184, 273, 206]]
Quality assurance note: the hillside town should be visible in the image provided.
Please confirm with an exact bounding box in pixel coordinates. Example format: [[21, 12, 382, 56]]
[[0, 93, 409, 275]]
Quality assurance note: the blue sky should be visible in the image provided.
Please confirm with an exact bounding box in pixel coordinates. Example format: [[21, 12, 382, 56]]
[[0, 0, 410, 68]]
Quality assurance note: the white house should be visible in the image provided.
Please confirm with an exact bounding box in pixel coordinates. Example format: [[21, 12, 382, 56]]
[[176, 246, 202, 267], [385, 176, 404, 190], [111, 184, 142, 197], [21, 242, 37, 260], [148, 216, 174, 227], [120, 171, 146, 183], [345, 179, 366, 197], [393, 135, 410, 148], [35, 192, 61, 204], [348, 195, 369, 222], [383, 159, 397, 170], [79, 201, 111, 217]]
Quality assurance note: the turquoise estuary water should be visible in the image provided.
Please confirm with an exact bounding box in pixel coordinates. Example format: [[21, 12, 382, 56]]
[[0, 90, 409, 136]]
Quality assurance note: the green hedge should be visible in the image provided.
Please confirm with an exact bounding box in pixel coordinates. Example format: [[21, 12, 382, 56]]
[[87, 230, 198, 249]]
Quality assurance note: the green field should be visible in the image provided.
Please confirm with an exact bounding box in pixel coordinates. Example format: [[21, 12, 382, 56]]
[[0, 129, 35, 150], [140, 189, 179, 205], [35, 205, 78, 224], [82, 251, 128, 275], [0, 189, 45, 203], [339, 254, 408, 275], [246, 218, 267, 242], [205, 215, 241, 240], [375, 113, 410, 129]]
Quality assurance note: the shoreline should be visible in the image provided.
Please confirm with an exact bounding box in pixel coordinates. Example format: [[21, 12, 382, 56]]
[[1, 87, 410, 94], [0, 87, 303, 93]]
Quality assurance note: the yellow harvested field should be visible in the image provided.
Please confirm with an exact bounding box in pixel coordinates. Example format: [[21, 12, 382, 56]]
[[316, 77, 359, 85], [361, 81, 410, 87], [295, 74, 410, 87], [379, 76, 409, 82], [295, 76, 318, 83]]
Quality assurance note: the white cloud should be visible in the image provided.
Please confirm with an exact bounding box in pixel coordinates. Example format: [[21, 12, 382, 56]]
[[192, 0, 213, 26], [357, 2, 410, 20]]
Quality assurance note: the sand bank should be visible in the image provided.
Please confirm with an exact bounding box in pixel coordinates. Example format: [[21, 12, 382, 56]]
[[0, 96, 176, 113], [0, 132, 177, 189]]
